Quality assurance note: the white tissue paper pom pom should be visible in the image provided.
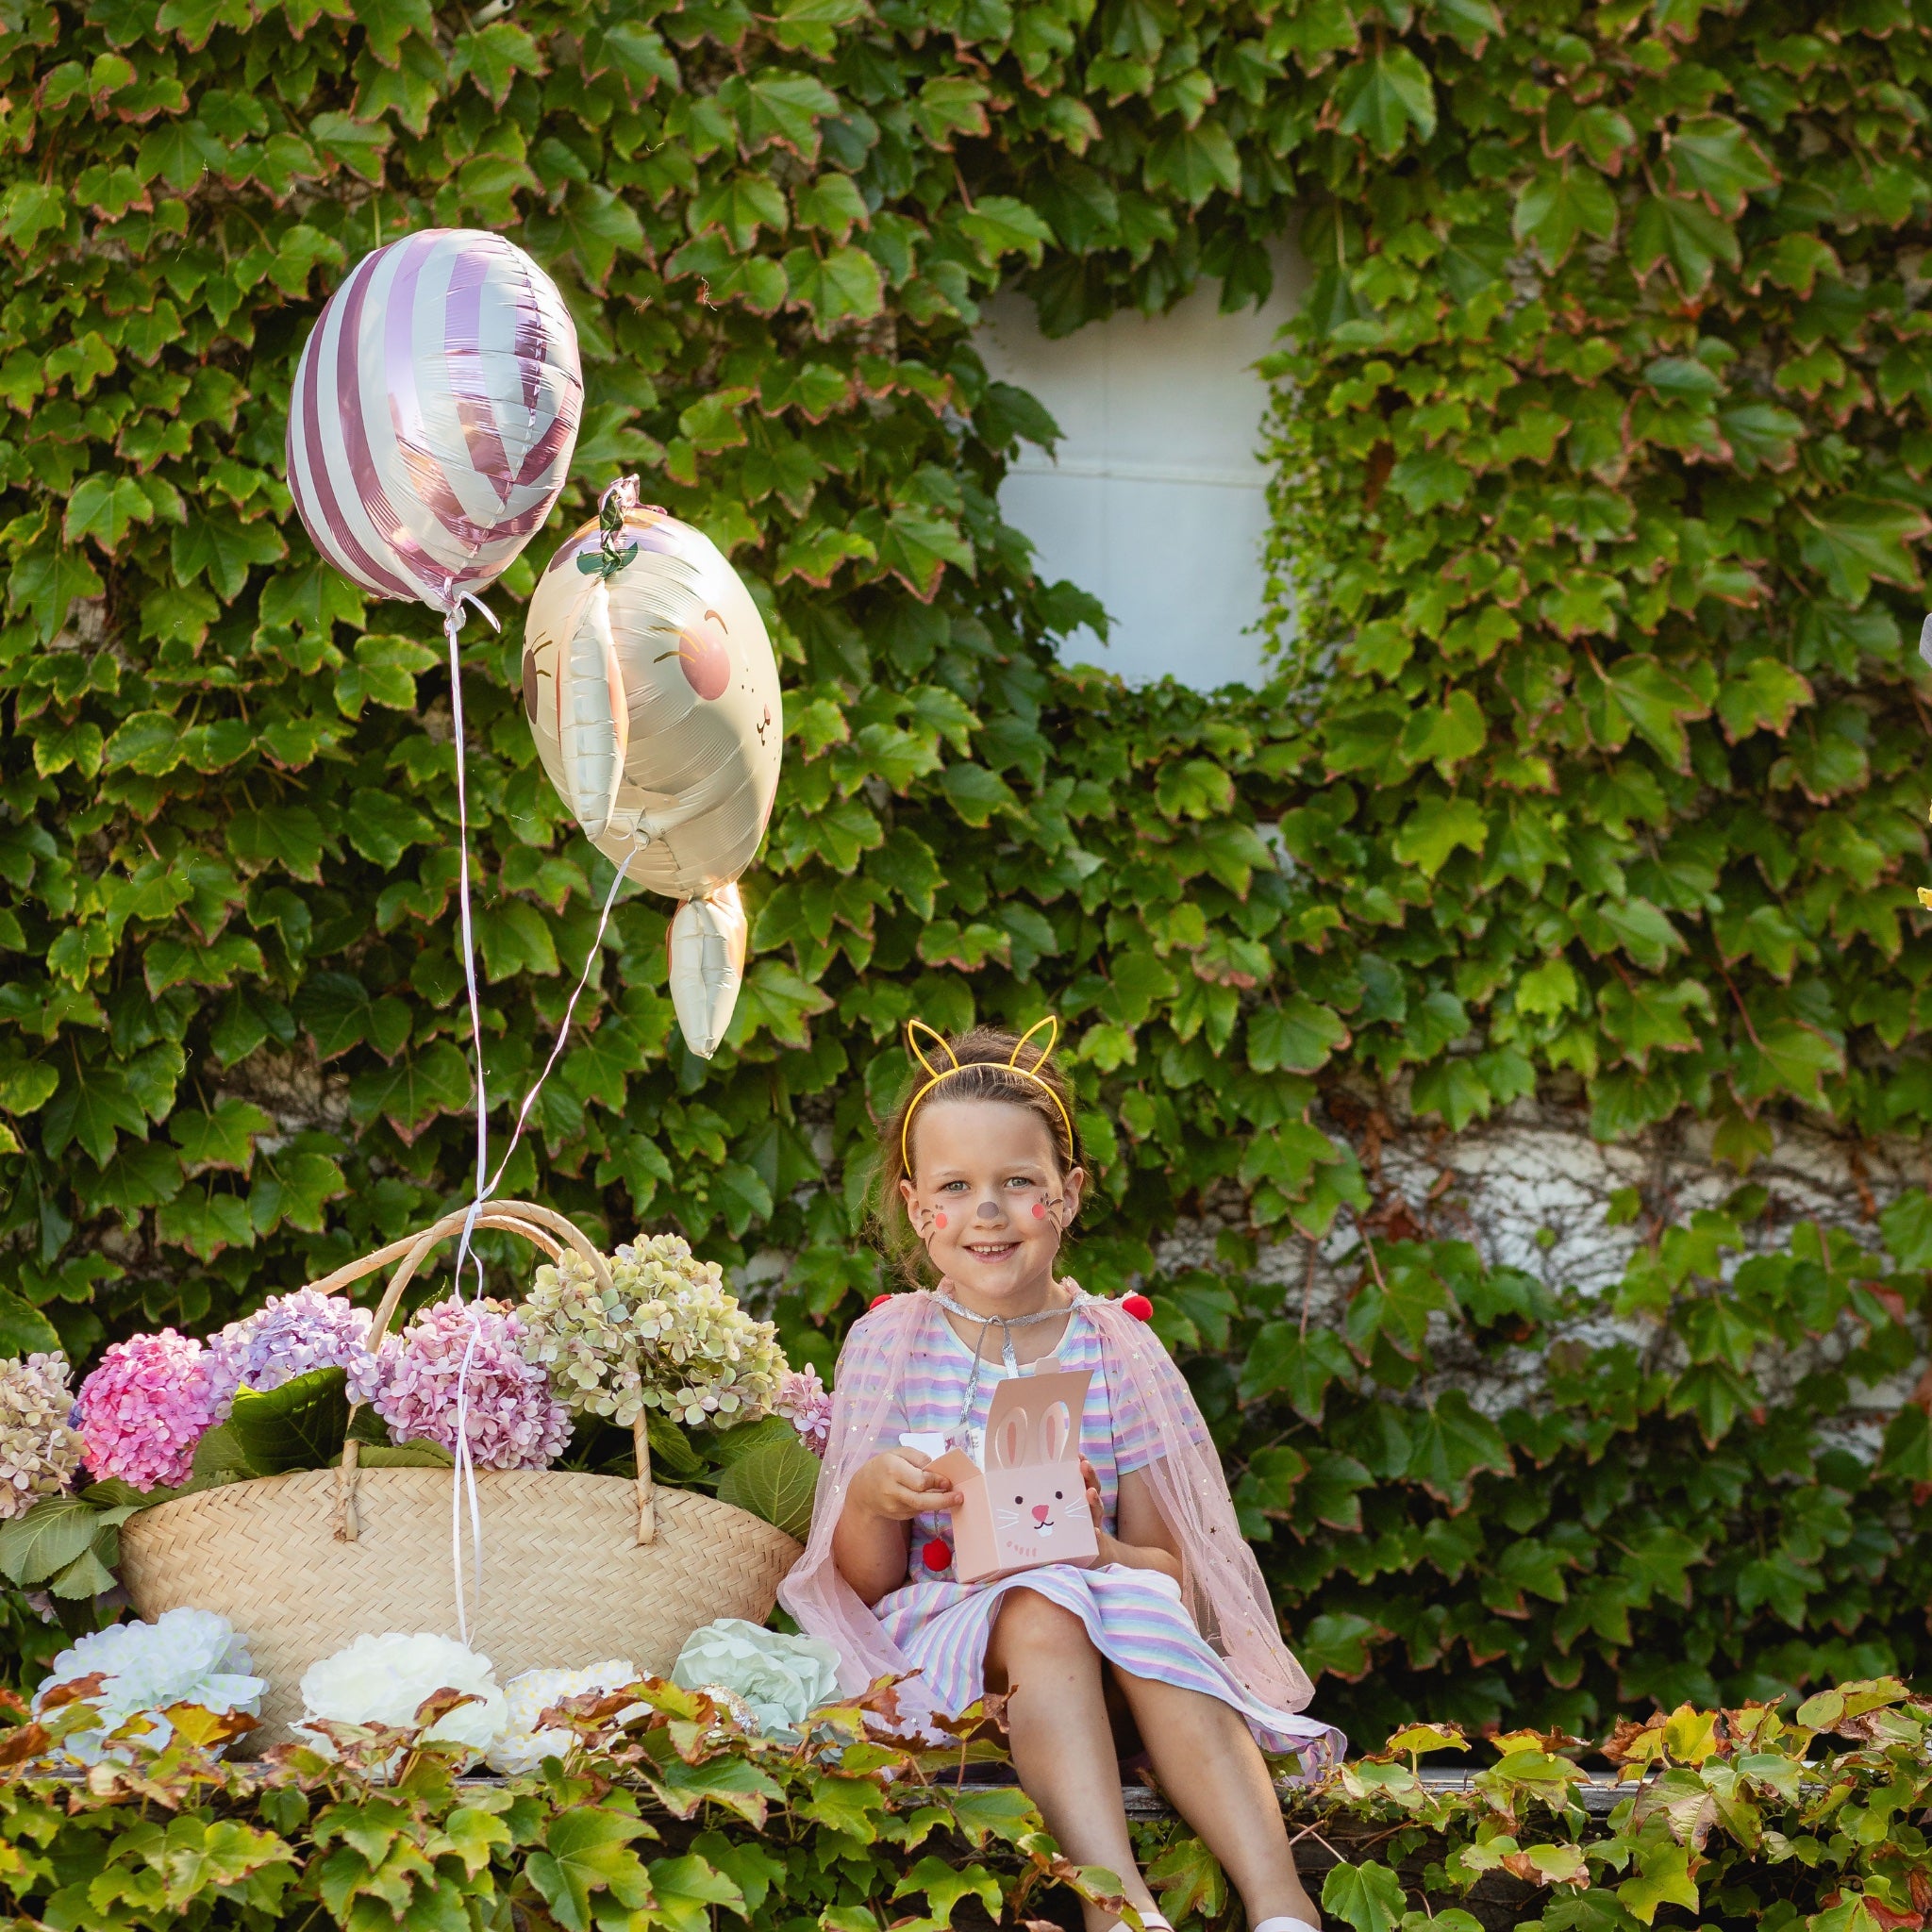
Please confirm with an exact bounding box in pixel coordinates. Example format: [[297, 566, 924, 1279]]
[[296, 1632, 507, 1767], [485, 1659, 641, 1775], [34, 1607, 265, 1761], [671, 1618, 841, 1738]]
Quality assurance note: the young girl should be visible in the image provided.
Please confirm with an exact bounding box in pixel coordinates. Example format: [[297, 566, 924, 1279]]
[[782, 1021, 1340, 1932]]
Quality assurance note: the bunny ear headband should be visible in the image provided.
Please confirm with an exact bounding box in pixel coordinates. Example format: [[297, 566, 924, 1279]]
[[901, 1016, 1074, 1170]]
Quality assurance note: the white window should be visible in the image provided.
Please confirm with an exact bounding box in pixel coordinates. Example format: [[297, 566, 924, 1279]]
[[974, 251, 1307, 692]]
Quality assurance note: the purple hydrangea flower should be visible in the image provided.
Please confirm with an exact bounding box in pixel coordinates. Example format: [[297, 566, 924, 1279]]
[[208, 1289, 375, 1416], [357, 1297, 570, 1472], [774, 1365, 831, 1457], [75, 1331, 217, 1492]]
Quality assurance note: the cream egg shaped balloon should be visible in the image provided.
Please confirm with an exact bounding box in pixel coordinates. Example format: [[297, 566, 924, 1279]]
[[523, 479, 781, 1058]]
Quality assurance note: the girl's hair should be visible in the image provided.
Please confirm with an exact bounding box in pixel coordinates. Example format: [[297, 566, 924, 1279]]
[[874, 1023, 1084, 1282]]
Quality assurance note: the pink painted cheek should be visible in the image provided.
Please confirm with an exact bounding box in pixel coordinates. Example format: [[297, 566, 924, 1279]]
[[935, 1211, 947, 1230], [1032, 1203, 1046, 1219]]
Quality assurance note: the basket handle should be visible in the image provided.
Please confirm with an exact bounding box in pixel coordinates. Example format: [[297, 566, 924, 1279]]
[[326, 1202, 656, 1548]]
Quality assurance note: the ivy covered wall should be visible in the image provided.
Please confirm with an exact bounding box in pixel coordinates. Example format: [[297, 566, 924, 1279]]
[[4, 0, 1932, 1743]]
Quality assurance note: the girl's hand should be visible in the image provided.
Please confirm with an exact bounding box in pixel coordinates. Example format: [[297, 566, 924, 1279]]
[[852, 1448, 963, 1523], [1076, 1455, 1116, 1567]]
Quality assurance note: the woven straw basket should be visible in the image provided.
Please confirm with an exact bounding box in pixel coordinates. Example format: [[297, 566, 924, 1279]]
[[120, 1201, 803, 1747]]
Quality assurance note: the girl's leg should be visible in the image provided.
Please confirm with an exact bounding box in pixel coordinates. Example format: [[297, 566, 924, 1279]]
[[986, 1589, 1162, 1932], [1108, 1668, 1322, 1928]]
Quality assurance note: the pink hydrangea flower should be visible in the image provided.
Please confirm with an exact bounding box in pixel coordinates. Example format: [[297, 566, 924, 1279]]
[[774, 1365, 831, 1457], [75, 1331, 217, 1492], [355, 1297, 570, 1472]]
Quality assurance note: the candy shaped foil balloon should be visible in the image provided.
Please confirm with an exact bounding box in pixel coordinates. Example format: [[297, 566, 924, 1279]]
[[523, 481, 782, 1058], [287, 229, 583, 612]]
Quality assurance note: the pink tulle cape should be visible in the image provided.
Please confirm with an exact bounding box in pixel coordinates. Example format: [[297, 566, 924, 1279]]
[[778, 1286, 1317, 1717]]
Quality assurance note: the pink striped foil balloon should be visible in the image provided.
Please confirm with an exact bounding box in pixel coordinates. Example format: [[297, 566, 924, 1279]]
[[286, 229, 583, 613]]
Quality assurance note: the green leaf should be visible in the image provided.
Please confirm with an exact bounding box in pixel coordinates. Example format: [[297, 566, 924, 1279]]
[[173, 503, 287, 599], [64, 475, 156, 554], [1667, 113, 1774, 215], [526, 1807, 655, 1932], [1716, 658, 1811, 741], [1322, 1860, 1407, 1932], [1142, 121, 1241, 206], [348, 1041, 475, 1142], [172, 1096, 274, 1173], [225, 1367, 352, 1475], [1405, 1391, 1512, 1508], [784, 243, 885, 332], [227, 805, 329, 883], [1390, 797, 1486, 877], [714, 1431, 818, 1541], [0, 1290, 59, 1356], [1247, 997, 1348, 1074], [1606, 655, 1712, 770], [1628, 192, 1739, 296], [308, 110, 390, 181], [0, 1496, 104, 1585], [1335, 47, 1436, 157], [1511, 161, 1617, 268], [729, 73, 840, 158], [1799, 496, 1929, 604]]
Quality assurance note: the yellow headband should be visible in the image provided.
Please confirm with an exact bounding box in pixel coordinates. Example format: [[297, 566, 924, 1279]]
[[900, 1017, 1074, 1172]]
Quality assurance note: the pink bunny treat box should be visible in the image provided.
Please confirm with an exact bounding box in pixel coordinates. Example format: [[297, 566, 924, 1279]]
[[926, 1367, 1097, 1583]]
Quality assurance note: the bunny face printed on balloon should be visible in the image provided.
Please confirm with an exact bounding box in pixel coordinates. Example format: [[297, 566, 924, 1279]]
[[521, 485, 783, 1058]]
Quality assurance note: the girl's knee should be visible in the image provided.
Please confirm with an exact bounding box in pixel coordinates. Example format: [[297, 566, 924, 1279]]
[[993, 1588, 1094, 1659]]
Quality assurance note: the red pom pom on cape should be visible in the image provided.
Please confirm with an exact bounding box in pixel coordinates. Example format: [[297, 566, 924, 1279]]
[[1122, 1292, 1155, 1321], [921, 1539, 953, 1573]]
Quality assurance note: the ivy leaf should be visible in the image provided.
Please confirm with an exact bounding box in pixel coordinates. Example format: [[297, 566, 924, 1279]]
[[1798, 497, 1929, 603], [1334, 47, 1437, 157], [348, 1041, 475, 1141], [227, 806, 329, 883], [1606, 655, 1712, 770], [559, 183, 644, 288], [64, 475, 155, 554], [957, 194, 1056, 265], [1390, 797, 1486, 876], [308, 110, 390, 182], [173, 504, 287, 599], [691, 173, 790, 252], [1142, 121, 1241, 206], [8, 547, 104, 643], [1628, 192, 1740, 295], [1511, 162, 1617, 269], [727, 73, 840, 159], [42, 1066, 147, 1166], [1247, 997, 1349, 1074], [525, 1808, 654, 1932], [294, 971, 387, 1060], [1405, 1391, 1512, 1508], [155, 1188, 257, 1259], [1716, 658, 1811, 741], [783, 244, 885, 332], [353, 0, 434, 66], [1322, 1860, 1406, 1932], [171, 1096, 274, 1173], [1667, 114, 1775, 216], [874, 505, 972, 597]]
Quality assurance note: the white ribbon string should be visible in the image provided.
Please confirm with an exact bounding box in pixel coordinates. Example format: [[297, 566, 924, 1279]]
[[441, 595, 494, 1642], [436, 591, 634, 1645]]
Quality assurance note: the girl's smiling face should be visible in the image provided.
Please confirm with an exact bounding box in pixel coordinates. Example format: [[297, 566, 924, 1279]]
[[900, 1097, 1085, 1310]]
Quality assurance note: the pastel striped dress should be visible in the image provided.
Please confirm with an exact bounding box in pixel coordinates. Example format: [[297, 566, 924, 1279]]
[[872, 1305, 1342, 1765]]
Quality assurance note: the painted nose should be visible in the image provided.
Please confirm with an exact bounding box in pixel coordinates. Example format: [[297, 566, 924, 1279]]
[[1032, 1503, 1050, 1524], [976, 1200, 1001, 1221]]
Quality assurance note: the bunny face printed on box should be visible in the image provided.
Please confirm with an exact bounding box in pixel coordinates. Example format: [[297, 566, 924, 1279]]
[[925, 1368, 1098, 1583]]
